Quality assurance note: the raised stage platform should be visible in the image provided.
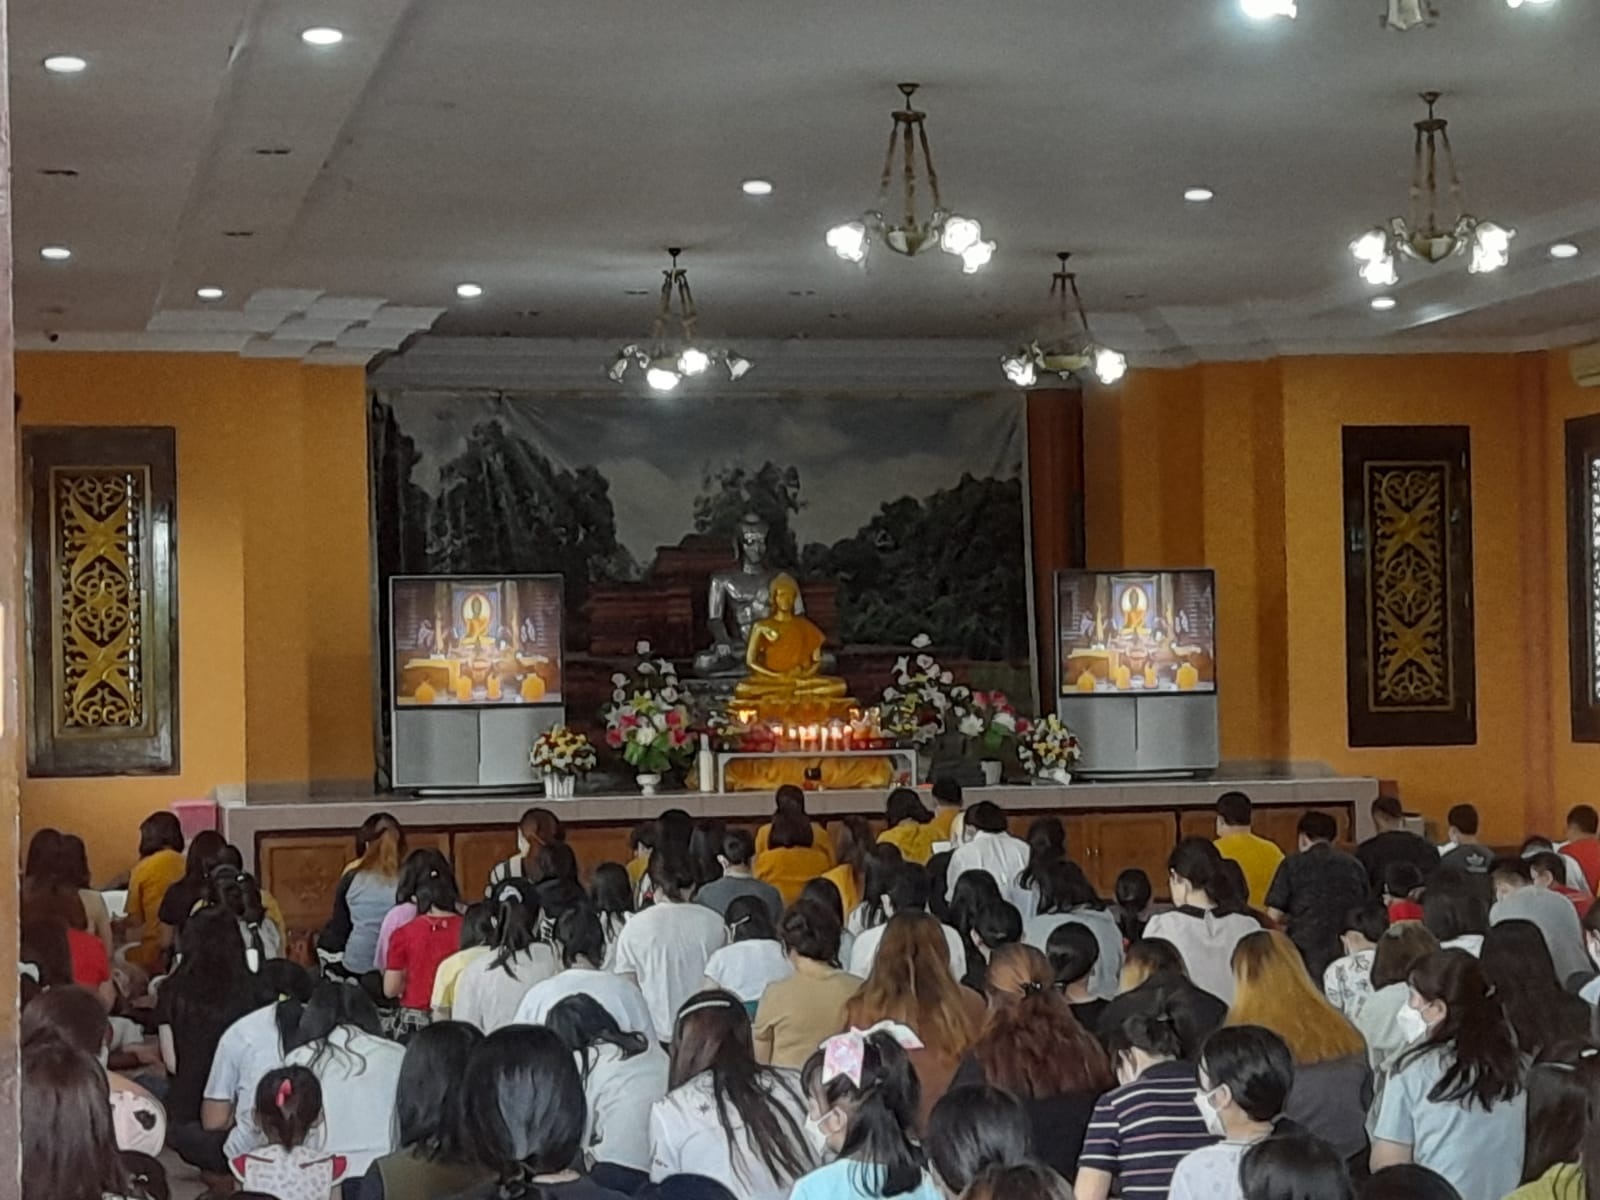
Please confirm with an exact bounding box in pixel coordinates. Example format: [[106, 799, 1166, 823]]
[[223, 763, 1379, 935]]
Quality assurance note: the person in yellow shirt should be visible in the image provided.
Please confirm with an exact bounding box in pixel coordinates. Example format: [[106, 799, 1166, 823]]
[[877, 788, 937, 866], [625, 821, 656, 893], [820, 817, 874, 915], [754, 807, 833, 906], [1213, 791, 1285, 910], [927, 777, 964, 844], [121, 812, 188, 970], [754, 784, 835, 865]]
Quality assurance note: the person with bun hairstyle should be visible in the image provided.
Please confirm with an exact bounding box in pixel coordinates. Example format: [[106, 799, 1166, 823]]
[[451, 881, 560, 1033], [1076, 1006, 1217, 1200], [753, 899, 861, 1068], [1369, 949, 1527, 1200], [1144, 839, 1261, 1005], [794, 1026, 942, 1199], [952, 943, 1113, 1182]]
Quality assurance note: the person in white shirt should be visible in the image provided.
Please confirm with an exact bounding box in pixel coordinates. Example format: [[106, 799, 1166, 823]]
[[1020, 859, 1124, 1000], [516, 904, 655, 1037], [1168, 1025, 1294, 1200], [848, 863, 966, 980], [1143, 839, 1261, 1005], [1324, 901, 1387, 1021], [227, 982, 405, 1178], [945, 802, 1031, 912], [703, 895, 794, 1010], [649, 990, 815, 1200], [546, 992, 670, 1188], [612, 845, 727, 1044], [452, 885, 561, 1033], [201, 962, 315, 1159]]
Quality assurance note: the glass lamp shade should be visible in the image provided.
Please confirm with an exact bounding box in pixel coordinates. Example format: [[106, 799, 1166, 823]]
[[725, 354, 753, 381], [1357, 253, 1399, 287], [1398, 228, 1466, 264], [1384, 0, 1436, 28], [826, 221, 869, 262], [959, 240, 996, 274], [1351, 228, 1391, 264], [677, 347, 710, 376], [645, 363, 682, 392], [1092, 346, 1128, 386], [608, 354, 633, 383], [884, 224, 940, 255], [1000, 354, 1038, 387], [1241, 0, 1297, 16], [1468, 221, 1514, 273], [940, 215, 983, 256]]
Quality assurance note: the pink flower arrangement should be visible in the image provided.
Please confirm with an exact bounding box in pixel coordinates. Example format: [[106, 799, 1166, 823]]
[[602, 643, 696, 775]]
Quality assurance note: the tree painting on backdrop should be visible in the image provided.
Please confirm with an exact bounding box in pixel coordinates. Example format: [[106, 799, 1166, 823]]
[[370, 388, 1032, 776]]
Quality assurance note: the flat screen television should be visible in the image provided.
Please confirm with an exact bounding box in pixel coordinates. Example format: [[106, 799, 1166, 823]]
[[1055, 568, 1217, 696], [389, 574, 564, 709]]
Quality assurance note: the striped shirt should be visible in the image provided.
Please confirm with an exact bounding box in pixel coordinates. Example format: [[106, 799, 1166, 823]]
[[1079, 1060, 1217, 1198]]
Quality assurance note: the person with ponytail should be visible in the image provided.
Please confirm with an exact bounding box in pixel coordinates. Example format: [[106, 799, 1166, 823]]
[[1076, 1007, 1217, 1200], [319, 812, 407, 975], [650, 990, 813, 1199], [546, 994, 670, 1192], [430, 902, 499, 1019], [446, 1024, 630, 1199], [1144, 839, 1261, 1005], [514, 905, 654, 1037], [1369, 949, 1528, 1200], [793, 1026, 941, 1200], [452, 881, 561, 1032], [208, 865, 282, 967], [382, 862, 464, 1036], [228, 1066, 346, 1200], [1166, 1026, 1295, 1200], [951, 943, 1113, 1182]]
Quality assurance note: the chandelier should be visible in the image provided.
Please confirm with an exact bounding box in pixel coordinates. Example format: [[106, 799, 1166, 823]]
[[608, 248, 751, 392], [1000, 253, 1127, 389], [1349, 92, 1513, 287], [826, 83, 994, 273]]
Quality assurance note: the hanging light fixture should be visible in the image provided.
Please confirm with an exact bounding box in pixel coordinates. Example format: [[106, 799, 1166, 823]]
[[1000, 253, 1127, 389], [826, 83, 994, 273], [1349, 92, 1513, 285], [1381, 0, 1438, 29], [608, 248, 752, 391]]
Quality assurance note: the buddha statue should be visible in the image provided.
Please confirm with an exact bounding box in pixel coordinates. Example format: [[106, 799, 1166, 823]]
[[733, 573, 852, 718], [460, 593, 494, 651], [695, 513, 805, 677]]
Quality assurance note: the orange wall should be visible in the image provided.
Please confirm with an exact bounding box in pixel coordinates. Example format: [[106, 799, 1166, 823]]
[[15, 353, 372, 882], [1087, 349, 1597, 845]]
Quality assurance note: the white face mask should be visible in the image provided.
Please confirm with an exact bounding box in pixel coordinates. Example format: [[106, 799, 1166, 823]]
[[802, 1111, 835, 1160], [1193, 1085, 1227, 1138], [516, 831, 532, 858], [1396, 1003, 1430, 1045]]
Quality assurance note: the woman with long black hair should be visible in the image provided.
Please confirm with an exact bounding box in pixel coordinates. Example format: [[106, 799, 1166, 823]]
[[1501, 1051, 1600, 1199], [443, 1025, 630, 1199], [649, 989, 813, 1200], [1143, 839, 1261, 1005], [1022, 859, 1124, 1001], [547, 993, 671, 1192], [1370, 949, 1528, 1200], [356, 1021, 492, 1200], [452, 882, 560, 1032], [1479, 919, 1592, 1059], [21, 1037, 138, 1200]]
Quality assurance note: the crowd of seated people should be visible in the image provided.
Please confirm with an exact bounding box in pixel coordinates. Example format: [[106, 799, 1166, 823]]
[[20, 786, 1600, 1200]]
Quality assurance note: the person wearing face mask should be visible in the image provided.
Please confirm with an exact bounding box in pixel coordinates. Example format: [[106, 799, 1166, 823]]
[[1167, 1026, 1296, 1200], [1370, 949, 1527, 1200], [1075, 1009, 1217, 1200], [1143, 840, 1262, 1005], [484, 807, 565, 896]]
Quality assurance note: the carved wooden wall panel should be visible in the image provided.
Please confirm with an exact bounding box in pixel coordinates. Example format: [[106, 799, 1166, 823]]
[[1567, 413, 1600, 742], [1343, 426, 1476, 747], [23, 427, 179, 775]]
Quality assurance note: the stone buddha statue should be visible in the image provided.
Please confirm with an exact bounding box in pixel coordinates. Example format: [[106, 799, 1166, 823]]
[[733, 573, 852, 718], [695, 514, 805, 677]]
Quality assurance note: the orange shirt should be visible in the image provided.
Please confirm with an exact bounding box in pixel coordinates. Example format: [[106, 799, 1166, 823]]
[[125, 848, 186, 968], [754, 846, 833, 907], [928, 807, 960, 843], [755, 821, 835, 865], [878, 821, 938, 866], [820, 864, 862, 915]]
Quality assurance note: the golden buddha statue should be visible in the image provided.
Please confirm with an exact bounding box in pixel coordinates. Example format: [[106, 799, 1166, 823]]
[[460, 593, 494, 650], [733, 573, 853, 719]]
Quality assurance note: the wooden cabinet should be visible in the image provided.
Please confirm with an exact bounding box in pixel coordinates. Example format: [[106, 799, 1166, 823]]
[[1179, 810, 1218, 843], [259, 834, 355, 935], [456, 829, 518, 900], [1255, 806, 1351, 855], [1079, 812, 1179, 896]]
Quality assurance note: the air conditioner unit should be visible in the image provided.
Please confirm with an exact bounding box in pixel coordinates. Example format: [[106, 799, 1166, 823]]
[[1572, 342, 1600, 388]]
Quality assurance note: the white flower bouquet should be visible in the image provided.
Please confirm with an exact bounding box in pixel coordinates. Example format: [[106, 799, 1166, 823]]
[[602, 642, 695, 774], [530, 724, 598, 777], [1017, 713, 1083, 780], [879, 633, 972, 746]]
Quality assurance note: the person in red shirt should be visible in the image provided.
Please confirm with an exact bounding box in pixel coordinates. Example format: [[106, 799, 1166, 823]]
[[1380, 862, 1426, 924], [383, 866, 463, 1032], [67, 925, 115, 1008], [1563, 805, 1600, 895], [1529, 850, 1595, 918]]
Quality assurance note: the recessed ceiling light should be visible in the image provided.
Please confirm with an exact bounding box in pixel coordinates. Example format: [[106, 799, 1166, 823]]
[[300, 27, 344, 46], [1550, 242, 1581, 260], [1184, 187, 1215, 203], [40, 246, 72, 261], [455, 283, 483, 299], [741, 179, 774, 196], [1370, 296, 1398, 311], [196, 286, 225, 301], [43, 54, 87, 74]]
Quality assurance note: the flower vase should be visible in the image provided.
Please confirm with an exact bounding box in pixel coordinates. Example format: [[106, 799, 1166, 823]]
[[636, 772, 662, 797], [543, 772, 576, 799], [979, 760, 1003, 787]]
